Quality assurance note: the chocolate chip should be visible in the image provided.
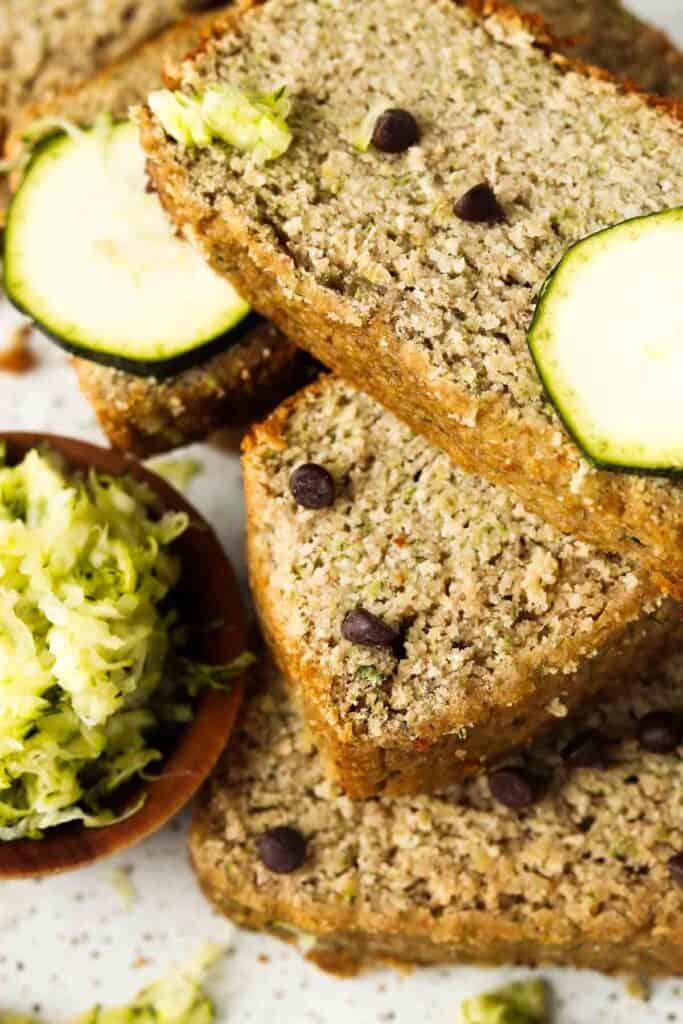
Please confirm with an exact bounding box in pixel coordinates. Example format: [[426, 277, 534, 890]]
[[454, 183, 506, 223], [637, 711, 682, 754], [668, 853, 683, 886], [342, 608, 397, 648], [289, 463, 335, 509], [257, 826, 307, 874], [488, 767, 541, 809], [562, 729, 609, 769], [372, 109, 420, 153]]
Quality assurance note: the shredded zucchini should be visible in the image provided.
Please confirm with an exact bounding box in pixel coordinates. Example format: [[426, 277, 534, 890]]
[[351, 100, 391, 151], [0, 445, 247, 839], [459, 980, 551, 1024], [110, 865, 137, 909], [149, 84, 292, 164]]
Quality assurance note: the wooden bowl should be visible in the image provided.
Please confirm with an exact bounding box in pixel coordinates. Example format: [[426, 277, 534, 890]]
[[0, 433, 247, 878]]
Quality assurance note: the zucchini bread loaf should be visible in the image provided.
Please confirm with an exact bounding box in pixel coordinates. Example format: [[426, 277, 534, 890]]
[[192, 654, 683, 976], [141, 0, 683, 595], [243, 379, 681, 797], [5, 10, 310, 457]]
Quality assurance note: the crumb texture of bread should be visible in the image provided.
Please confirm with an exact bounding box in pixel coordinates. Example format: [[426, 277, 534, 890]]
[[141, 0, 683, 594], [192, 656, 683, 977], [243, 378, 681, 796]]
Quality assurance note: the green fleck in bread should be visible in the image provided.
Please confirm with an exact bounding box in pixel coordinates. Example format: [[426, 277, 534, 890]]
[[141, 0, 683, 595], [242, 378, 682, 797], [6, 8, 311, 457], [191, 654, 683, 977]]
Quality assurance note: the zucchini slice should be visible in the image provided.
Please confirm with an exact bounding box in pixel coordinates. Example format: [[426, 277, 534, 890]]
[[3, 120, 251, 378], [528, 208, 683, 474]]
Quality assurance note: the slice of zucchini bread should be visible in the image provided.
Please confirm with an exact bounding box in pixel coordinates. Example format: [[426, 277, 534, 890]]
[[141, 0, 683, 596], [5, 11, 311, 457], [243, 378, 682, 797], [192, 654, 683, 977]]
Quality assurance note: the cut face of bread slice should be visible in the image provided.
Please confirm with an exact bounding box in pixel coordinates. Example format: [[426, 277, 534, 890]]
[[191, 655, 683, 977], [5, 10, 309, 457], [242, 378, 682, 796], [141, 0, 683, 595]]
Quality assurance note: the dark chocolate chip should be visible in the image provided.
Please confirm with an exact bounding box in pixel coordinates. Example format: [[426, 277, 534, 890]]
[[289, 463, 335, 509], [561, 729, 609, 769], [637, 711, 682, 754], [342, 608, 397, 648], [454, 183, 506, 223], [257, 826, 307, 874], [488, 767, 541, 809], [668, 852, 683, 886], [372, 108, 420, 153]]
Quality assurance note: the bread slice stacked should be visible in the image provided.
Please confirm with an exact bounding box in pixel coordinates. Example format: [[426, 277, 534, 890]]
[[141, 0, 683, 593], [7, 0, 683, 978], [0, 1, 234, 148], [137, 0, 683, 976], [243, 378, 682, 796], [136, 0, 683, 978]]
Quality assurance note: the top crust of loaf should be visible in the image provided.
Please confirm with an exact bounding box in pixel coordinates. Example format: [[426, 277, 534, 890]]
[[513, 0, 683, 97]]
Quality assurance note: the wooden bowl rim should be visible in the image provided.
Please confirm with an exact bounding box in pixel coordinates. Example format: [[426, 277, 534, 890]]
[[0, 432, 246, 879]]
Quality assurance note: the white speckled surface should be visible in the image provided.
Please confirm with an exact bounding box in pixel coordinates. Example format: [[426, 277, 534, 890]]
[[2, 3, 683, 1018]]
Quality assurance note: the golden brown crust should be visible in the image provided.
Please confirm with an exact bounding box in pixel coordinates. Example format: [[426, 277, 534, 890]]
[[192, 843, 683, 977]]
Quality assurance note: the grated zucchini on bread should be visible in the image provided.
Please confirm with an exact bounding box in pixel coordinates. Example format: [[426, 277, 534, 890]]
[[192, 654, 683, 976], [243, 378, 682, 796], [142, 0, 683, 595]]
